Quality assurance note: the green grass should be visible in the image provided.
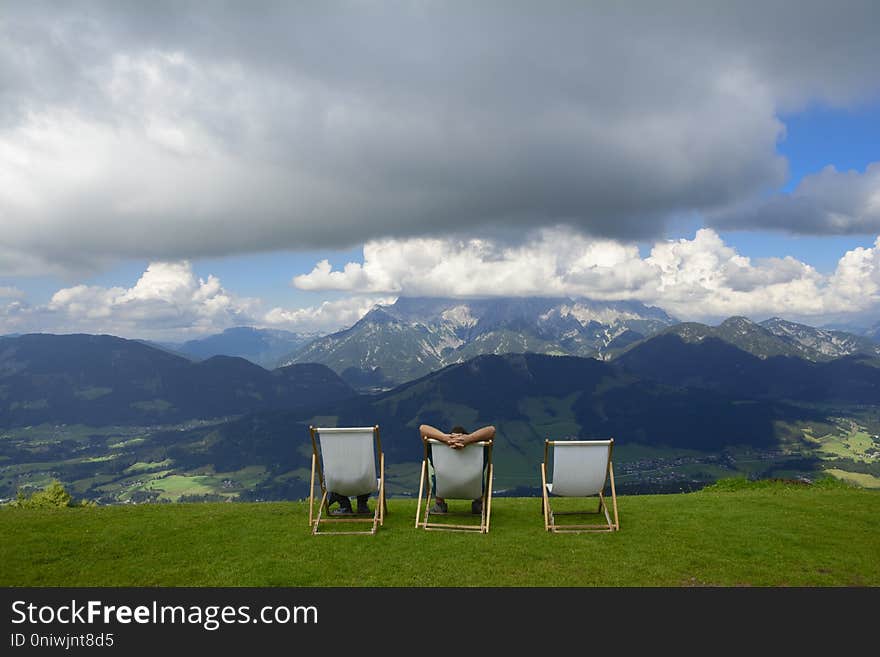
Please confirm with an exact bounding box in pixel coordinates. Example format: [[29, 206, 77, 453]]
[[2, 481, 878, 587], [817, 429, 878, 461], [825, 469, 880, 488], [123, 459, 173, 474], [146, 474, 231, 501], [793, 417, 880, 463]]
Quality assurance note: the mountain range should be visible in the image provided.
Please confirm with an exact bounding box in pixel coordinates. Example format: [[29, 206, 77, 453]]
[[4, 302, 880, 429], [0, 333, 354, 426], [661, 316, 880, 362], [616, 331, 880, 404], [123, 297, 880, 393], [166, 344, 880, 500], [276, 297, 880, 391], [281, 296, 678, 388], [162, 327, 317, 369], [3, 299, 880, 502]]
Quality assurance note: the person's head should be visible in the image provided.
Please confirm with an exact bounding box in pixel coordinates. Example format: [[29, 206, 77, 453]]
[[450, 425, 468, 435]]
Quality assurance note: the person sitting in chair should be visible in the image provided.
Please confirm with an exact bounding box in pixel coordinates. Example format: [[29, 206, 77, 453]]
[[419, 423, 495, 515], [328, 491, 371, 516]]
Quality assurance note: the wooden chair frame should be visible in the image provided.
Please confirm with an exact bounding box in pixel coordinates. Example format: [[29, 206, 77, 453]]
[[540, 438, 619, 533], [415, 437, 494, 533], [308, 425, 387, 535]]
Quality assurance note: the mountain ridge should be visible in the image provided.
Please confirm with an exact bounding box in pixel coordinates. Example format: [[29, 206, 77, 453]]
[[4, 329, 880, 502], [167, 326, 318, 369], [0, 333, 354, 426], [281, 296, 678, 388]]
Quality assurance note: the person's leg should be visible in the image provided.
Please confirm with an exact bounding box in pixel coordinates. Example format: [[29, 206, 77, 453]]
[[427, 444, 446, 509], [472, 446, 489, 514], [355, 493, 371, 514], [427, 444, 435, 495], [328, 491, 353, 513]]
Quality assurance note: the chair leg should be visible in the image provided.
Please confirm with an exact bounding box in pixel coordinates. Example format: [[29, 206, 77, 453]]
[[541, 463, 551, 531], [312, 490, 328, 535], [424, 487, 433, 527], [379, 453, 386, 526], [599, 492, 612, 530], [308, 454, 316, 528], [381, 454, 388, 522], [609, 462, 620, 531], [415, 459, 426, 528], [483, 462, 494, 533], [422, 473, 436, 529]]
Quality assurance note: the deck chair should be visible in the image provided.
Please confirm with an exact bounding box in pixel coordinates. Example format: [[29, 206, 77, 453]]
[[308, 425, 386, 535], [540, 438, 619, 533], [415, 437, 494, 533]]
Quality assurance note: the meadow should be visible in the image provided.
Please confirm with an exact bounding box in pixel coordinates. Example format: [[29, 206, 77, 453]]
[[2, 480, 878, 587]]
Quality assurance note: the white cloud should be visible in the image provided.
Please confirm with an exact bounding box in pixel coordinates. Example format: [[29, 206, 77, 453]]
[[643, 230, 827, 318], [293, 232, 652, 298], [826, 237, 880, 308], [0, 301, 31, 335], [6, 229, 880, 340], [263, 296, 397, 335], [38, 261, 259, 339], [293, 228, 880, 323], [0, 260, 395, 339], [0, 286, 24, 300]]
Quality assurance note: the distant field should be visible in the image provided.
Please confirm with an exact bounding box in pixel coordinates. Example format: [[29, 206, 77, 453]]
[[2, 481, 878, 587], [825, 469, 880, 487], [3, 410, 880, 503]]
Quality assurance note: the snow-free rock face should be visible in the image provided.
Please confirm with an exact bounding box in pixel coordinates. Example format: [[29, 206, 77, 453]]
[[656, 317, 811, 360], [760, 317, 880, 360], [638, 316, 880, 363], [280, 296, 677, 388]]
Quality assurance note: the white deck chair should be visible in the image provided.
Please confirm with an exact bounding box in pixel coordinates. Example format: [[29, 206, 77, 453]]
[[540, 438, 619, 533], [415, 437, 494, 533], [308, 425, 386, 535]]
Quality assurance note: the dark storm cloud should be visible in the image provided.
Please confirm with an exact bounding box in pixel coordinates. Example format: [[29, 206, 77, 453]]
[[1, 1, 879, 272], [710, 163, 880, 234]]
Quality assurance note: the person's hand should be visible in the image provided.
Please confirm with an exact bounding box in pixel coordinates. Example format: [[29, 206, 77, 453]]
[[448, 433, 465, 449]]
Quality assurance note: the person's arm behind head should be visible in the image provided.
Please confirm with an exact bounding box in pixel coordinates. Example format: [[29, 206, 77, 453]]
[[463, 425, 495, 445], [420, 424, 452, 444]]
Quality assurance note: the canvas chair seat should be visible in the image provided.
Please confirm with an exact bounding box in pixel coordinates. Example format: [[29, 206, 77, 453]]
[[308, 426, 387, 535], [415, 437, 494, 533], [541, 438, 619, 533]]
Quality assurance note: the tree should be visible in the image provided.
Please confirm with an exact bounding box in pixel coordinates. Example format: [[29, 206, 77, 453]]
[[12, 480, 74, 508]]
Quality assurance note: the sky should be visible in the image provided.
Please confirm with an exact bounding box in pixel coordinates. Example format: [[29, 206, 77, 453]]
[[1, 1, 879, 341]]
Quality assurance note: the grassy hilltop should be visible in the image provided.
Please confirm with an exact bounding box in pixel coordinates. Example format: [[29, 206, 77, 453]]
[[2, 480, 878, 587]]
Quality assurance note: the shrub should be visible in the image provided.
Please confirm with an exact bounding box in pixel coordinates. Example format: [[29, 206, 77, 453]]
[[12, 481, 74, 508], [700, 475, 856, 493], [701, 476, 811, 492]]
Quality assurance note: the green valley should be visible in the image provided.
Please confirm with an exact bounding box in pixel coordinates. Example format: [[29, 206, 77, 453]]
[[3, 480, 878, 587], [4, 333, 880, 505]]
